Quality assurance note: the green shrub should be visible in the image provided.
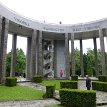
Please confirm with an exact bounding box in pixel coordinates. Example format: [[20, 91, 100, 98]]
[[5, 77, 17, 87], [71, 75, 78, 81], [92, 81, 107, 92], [60, 81, 77, 89], [98, 75, 107, 82], [59, 89, 96, 107], [46, 85, 55, 98], [32, 75, 43, 83]]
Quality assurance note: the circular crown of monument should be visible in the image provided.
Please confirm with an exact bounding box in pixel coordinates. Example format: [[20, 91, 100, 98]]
[[0, 3, 107, 33]]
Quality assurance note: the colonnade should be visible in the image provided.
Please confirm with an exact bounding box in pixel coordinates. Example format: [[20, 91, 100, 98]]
[[0, 17, 107, 83], [67, 29, 107, 79], [11, 30, 43, 79]]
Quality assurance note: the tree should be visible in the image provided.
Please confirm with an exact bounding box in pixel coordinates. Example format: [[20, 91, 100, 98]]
[[70, 48, 106, 77], [6, 48, 26, 76], [75, 48, 81, 75]]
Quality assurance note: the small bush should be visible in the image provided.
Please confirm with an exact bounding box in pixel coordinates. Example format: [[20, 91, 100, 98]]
[[46, 85, 55, 98], [71, 75, 78, 81], [98, 75, 107, 82], [5, 77, 17, 87], [59, 89, 96, 107], [60, 81, 77, 89], [92, 81, 107, 92], [32, 75, 43, 83]]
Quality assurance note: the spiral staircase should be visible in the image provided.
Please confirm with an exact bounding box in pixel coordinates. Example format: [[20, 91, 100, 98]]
[[43, 40, 53, 77]]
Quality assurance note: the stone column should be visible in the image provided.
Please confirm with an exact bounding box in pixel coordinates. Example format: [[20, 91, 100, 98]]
[[0, 16, 2, 83], [26, 37, 31, 79], [99, 29, 106, 75], [30, 30, 37, 78], [80, 39, 84, 77], [36, 34, 39, 75], [38, 31, 43, 76], [93, 37, 98, 77], [65, 33, 70, 79], [53, 40, 57, 78], [0, 17, 9, 83], [71, 33, 75, 76], [10, 34, 17, 77]]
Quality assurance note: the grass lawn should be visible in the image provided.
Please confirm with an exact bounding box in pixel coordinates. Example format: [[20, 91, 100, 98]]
[[0, 85, 44, 101], [41, 80, 70, 90]]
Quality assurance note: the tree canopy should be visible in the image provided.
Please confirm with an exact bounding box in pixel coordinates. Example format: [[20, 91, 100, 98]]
[[70, 48, 107, 76], [6, 48, 26, 76]]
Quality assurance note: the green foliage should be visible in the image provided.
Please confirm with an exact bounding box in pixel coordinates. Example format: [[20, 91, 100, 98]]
[[46, 85, 55, 98], [98, 75, 107, 82], [0, 86, 44, 100], [5, 77, 17, 87], [16, 48, 26, 72], [42, 80, 70, 90], [74, 48, 81, 75], [32, 75, 43, 83], [59, 89, 96, 107], [60, 81, 77, 89], [70, 48, 103, 76], [71, 75, 78, 81], [92, 81, 107, 92], [6, 48, 26, 76]]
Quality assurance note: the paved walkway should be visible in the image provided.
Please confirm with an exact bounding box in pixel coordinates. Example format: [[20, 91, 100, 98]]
[[0, 100, 59, 107], [0, 79, 107, 107]]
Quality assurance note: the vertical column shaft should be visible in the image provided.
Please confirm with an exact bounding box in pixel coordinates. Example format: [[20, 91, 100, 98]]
[[38, 31, 43, 76], [30, 30, 37, 78], [80, 39, 84, 77], [99, 29, 106, 75], [36, 34, 39, 75], [53, 40, 57, 78], [10, 34, 17, 77], [0, 16, 2, 83], [71, 33, 75, 76], [0, 18, 9, 83], [26, 37, 31, 79], [65, 33, 70, 79], [93, 37, 98, 77]]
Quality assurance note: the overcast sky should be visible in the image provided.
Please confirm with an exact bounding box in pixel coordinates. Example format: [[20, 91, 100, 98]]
[[0, 0, 107, 54]]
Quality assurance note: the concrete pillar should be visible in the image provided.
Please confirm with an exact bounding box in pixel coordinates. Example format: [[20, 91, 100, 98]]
[[10, 34, 17, 77], [30, 30, 37, 78], [26, 37, 31, 79], [38, 31, 43, 76], [53, 40, 57, 78], [36, 34, 39, 75], [71, 33, 75, 76], [0, 17, 9, 83], [0, 16, 2, 83], [93, 37, 98, 77], [99, 29, 106, 75], [65, 33, 70, 79], [80, 39, 84, 77]]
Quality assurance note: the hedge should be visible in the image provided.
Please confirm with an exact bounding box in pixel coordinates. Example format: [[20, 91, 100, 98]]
[[98, 75, 107, 82], [71, 75, 78, 81], [5, 77, 17, 87], [46, 84, 55, 98], [32, 75, 43, 83], [59, 89, 96, 107], [92, 81, 107, 92], [60, 81, 77, 89]]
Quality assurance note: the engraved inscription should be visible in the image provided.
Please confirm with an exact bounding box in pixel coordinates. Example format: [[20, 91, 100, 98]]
[[43, 27, 64, 32], [14, 17, 29, 26]]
